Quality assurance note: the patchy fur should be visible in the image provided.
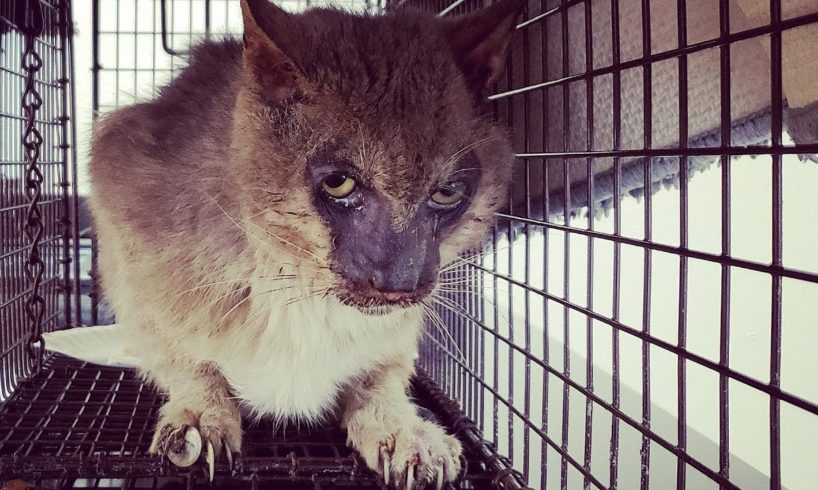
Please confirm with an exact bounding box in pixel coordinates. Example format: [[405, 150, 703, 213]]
[[89, 0, 520, 487]]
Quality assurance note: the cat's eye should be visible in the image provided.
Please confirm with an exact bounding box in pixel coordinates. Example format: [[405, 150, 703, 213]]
[[322, 173, 357, 198], [429, 181, 467, 209]]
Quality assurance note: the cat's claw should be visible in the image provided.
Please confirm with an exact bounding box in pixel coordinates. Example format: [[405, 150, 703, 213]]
[[206, 440, 215, 481], [225, 441, 234, 470], [151, 420, 242, 479], [435, 462, 445, 490], [165, 425, 202, 468], [406, 463, 415, 489], [365, 422, 462, 489], [204, 437, 242, 480], [380, 445, 391, 486]]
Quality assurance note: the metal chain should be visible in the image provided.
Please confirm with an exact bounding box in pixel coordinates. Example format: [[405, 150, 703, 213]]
[[21, 0, 46, 372]]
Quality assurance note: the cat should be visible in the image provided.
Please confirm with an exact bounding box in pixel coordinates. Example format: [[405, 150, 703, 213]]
[[88, 0, 521, 487]]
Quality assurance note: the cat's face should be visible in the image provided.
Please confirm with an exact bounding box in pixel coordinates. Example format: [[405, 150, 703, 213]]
[[232, 0, 520, 314]]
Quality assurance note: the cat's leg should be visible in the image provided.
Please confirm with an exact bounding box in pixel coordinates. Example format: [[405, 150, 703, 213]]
[[343, 359, 462, 490], [147, 360, 242, 479]]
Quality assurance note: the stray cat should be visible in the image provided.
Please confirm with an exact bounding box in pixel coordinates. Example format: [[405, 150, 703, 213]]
[[88, 0, 520, 487]]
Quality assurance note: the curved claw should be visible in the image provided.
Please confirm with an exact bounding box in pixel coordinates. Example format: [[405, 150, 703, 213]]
[[156, 424, 176, 455], [381, 448, 391, 486], [167, 426, 202, 468], [206, 440, 215, 482], [406, 463, 415, 490], [224, 440, 234, 471], [436, 463, 445, 490]]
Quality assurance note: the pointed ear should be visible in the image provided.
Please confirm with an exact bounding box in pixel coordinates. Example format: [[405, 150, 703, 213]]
[[443, 0, 523, 97], [240, 0, 304, 102]]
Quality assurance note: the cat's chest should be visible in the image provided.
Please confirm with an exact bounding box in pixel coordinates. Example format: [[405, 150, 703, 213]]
[[214, 298, 421, 421]]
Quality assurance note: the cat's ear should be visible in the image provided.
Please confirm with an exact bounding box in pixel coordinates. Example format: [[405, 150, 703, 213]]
[[443, 0, 523, 97], [240, 0, 304, 101]]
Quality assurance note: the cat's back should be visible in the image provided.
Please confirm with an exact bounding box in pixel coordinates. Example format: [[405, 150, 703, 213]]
[[91, 38, 242, 169], [88, 39, 250, 329], [89, 38, 243, 233]]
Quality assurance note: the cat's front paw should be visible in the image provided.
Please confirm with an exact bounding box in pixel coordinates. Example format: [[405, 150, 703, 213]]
[[149, 401, 242, 480], [364, 420, 463, 489]]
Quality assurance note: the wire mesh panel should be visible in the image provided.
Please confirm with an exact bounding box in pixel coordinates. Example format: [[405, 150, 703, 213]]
[[0, 0, 79, 400], [0, 355, 510, 489], [409, 0, 818, 489], [91, 0, 385, 113]]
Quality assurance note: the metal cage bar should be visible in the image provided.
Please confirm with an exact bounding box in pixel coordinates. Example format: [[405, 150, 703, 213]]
[[2, 0, 818, 488], [404, 0, 818, 488]]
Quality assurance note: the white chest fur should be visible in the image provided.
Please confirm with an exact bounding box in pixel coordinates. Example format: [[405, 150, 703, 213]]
[[213, 294, 422, 422]]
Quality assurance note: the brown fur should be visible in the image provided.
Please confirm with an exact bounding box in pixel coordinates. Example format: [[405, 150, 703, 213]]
[[89, 0, 520, 486]]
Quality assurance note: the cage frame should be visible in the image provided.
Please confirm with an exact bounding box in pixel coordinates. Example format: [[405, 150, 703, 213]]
[[2, 0, 818, 488]]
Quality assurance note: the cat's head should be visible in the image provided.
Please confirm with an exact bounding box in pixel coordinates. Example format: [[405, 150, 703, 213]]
[[231, 0, 521, 314]]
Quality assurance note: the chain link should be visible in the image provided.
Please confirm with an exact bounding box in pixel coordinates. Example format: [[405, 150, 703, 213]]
[[21, 0, 46, 371]]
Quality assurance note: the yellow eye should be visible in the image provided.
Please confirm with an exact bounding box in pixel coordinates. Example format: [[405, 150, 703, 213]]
[[322, 174, 357, 198], [430, 181, 467, 208]]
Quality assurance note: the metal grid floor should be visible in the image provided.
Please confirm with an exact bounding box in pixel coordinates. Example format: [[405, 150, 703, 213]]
[[0, 355, 525, 489]]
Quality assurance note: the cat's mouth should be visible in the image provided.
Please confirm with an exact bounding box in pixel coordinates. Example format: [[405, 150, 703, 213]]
[[332, 281, 435, 316]]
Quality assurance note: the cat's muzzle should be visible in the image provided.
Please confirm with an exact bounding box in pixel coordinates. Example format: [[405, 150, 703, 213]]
[[333, 276, 435, 315]]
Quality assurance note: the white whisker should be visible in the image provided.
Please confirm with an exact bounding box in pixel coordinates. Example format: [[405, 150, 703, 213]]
[[420, 300, 467, 365], [206, 193, 328, 267]]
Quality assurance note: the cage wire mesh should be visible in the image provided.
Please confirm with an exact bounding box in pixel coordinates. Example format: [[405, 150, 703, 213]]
[[1, 0, 79, 400], [409, 0, 818, 489], [2, 0, 818, 489], [91, 0, 385, 114]]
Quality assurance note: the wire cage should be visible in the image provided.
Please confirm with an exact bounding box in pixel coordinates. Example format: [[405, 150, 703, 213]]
[[2, 0, 818, 489], [1, 0, 80, 400], [409, 0, 818, 489], [2, 0, 524, 488]]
